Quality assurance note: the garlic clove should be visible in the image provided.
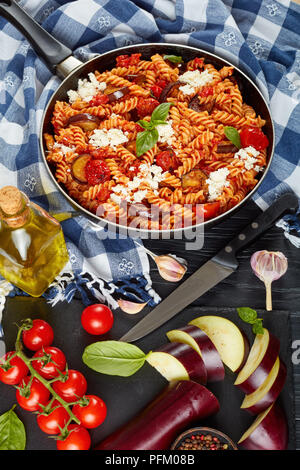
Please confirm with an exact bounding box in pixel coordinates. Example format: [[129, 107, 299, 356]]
[[118, 299, 148, 314], [250, 250, 288, 311], [154, 254, 187, 282]]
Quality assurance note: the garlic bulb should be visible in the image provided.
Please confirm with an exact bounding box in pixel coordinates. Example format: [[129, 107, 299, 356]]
[[250, 250, 288, 311]]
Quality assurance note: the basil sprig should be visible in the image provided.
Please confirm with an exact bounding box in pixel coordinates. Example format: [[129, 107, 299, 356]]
[[163, 54, 183, 64], [224, 126, 241, 149], [136, 102, 173, 157], [0, 405, 26, 450], [237, 307, 264, 335], [82, 340, 150, 377]]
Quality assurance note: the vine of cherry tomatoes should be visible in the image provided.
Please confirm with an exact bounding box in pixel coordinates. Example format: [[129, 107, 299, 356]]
[[0, 311, 112, 451]]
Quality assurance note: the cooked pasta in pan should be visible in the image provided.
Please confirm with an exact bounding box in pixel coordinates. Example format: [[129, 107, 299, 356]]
[[44, 53, 269, 230]]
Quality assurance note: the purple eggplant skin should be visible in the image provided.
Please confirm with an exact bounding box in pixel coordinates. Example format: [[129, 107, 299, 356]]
[[155, 342, 207, 384], [178, 325, 225, 382], [94, 380, 219, 450]]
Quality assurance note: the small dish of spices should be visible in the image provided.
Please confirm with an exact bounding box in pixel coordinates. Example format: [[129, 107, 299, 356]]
[[170, 427, 238, 450]]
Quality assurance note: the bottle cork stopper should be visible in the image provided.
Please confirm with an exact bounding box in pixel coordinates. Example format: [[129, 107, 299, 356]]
[[0, 186, 23, 216]]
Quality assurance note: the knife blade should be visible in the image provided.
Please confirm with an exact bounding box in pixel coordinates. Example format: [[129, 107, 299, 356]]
[[120, 193, 298, 343]]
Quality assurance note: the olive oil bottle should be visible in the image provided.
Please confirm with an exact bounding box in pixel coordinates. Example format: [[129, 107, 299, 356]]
[[0, 186, 69, 297]]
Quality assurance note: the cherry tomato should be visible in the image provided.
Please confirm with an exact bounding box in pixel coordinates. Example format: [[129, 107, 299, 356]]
[[96, 186, 111, 204], [37, 400, 69, 435], [0, 352, 28, 385], [52, 370, 87, 403], [156, 79, 167, 89], [116, 53, 141, 68], [156, 150, 178, 172], [81, 304, 114, 335], [22, 319, 54, 352], [196, 201, 221, 221], [56, 424, 91, 451], [199, 86, 214, 97], [73, 395, 107, 429], [150, 85, 163, 99], [85, 159, 110, 186], [32, 346, 66, 379], [16, 376, 50, 412], [89, 93, 109, 106], [240, 126, 269, 151], [136, 97, 160, 118]]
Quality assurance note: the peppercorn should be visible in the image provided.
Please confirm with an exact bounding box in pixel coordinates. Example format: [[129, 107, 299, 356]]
[[176, 432, 232, 450]]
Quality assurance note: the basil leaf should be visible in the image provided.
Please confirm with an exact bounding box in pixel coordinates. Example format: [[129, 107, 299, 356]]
[[136, 128, 159, 157], [0, 405, 26, 450], [163, 54, 183, 64], [252, 319, 264, 335], [237, 307, 257, 324], [151, 120, 168, 126], [136, 120, 153, 131], [150, 102, 172, 123], [82, 340, 147, 377], [224, 126, 241, 149]]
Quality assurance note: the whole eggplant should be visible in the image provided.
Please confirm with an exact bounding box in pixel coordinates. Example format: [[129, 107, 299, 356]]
[[95, 380, 219, 450]]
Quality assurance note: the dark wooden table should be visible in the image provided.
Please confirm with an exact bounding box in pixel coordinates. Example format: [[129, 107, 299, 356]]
[[1, 199, 299, 450]]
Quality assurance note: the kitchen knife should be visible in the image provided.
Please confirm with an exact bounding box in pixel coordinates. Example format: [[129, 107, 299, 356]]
[[120, 193, 298, 342]]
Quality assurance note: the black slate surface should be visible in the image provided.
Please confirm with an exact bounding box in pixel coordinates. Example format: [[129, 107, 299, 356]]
[[0, 198, 300, 450], [0, 299, 297, 450]]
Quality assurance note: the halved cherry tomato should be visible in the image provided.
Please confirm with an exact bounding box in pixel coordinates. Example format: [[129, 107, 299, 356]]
[[116, 53, 141, 68], [37, 400, 70, 435], [85, 159, 110, 186], [56, 424, 91, 451], [156, 150, 178, 172], [199, 86, 214, 97], [22, 319, 54, 352], [156, 79, 167, 89], [32, 346, 66, 379], [52, 370, 87, 403], [201, 201, 221, 221], [89, 93, 109, 106], [72, 395, 107, 429], [0, 352, 28, 385], [136, 97, 160, 118], [240, 126, 269, 151], [81, 304, 114, 335], [150, 85, 163, 99], [16, 376, 50, 412]]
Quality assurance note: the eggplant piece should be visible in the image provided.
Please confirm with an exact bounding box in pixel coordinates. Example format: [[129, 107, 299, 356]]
[[159, 81, 180, 103], [216, 143, 238, 154], [181, 169, 207, 190], [188, 95, 203, 112], [234, 329, 280, 394], [147, 342, 207, 384], [67, 113, 100, 131], [95, 380, 219, 450], [71, 154, 91, 184], [106, 86, 130, 103], [188, 96, 215, 114], [238, 403, 288, 450], [189, 315, 249, 373], [167, 325, 225, 382], [125, 73, 146, 85]]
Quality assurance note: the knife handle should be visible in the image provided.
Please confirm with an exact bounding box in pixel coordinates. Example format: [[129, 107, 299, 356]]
[[213, 192, 299, 269]]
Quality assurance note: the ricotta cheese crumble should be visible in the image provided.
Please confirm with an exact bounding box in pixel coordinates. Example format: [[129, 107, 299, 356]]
[[206, 167, 230, 201], [89, 128, 128, 150], [67, 73, 107, 103], [178, 69, 214, 95], [234, 146, 262, 172]]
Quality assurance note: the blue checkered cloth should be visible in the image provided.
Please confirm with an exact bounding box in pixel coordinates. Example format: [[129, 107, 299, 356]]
[[0, 0, 300, 314]]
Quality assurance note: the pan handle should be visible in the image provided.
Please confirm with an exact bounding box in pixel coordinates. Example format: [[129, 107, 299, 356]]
[[0, 0, 80, 74]]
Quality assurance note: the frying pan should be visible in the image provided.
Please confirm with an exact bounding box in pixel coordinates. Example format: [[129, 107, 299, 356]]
[[0, 0, 275, 239]]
